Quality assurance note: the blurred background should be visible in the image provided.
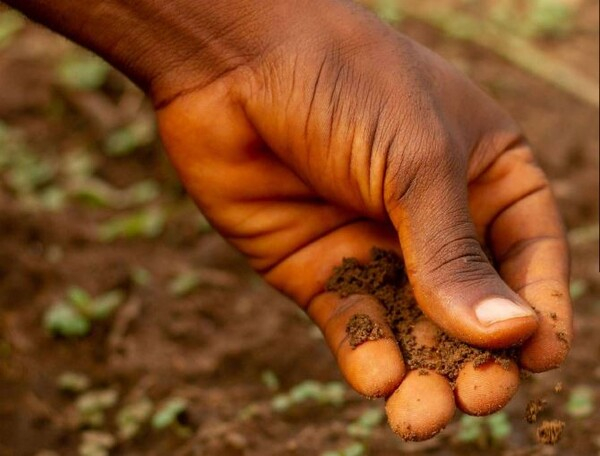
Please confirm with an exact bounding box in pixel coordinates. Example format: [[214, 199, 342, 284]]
[[0, 0, 597, 455]]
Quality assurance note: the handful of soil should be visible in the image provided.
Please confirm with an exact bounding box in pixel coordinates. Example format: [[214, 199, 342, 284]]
[[326, 248, 517, 385]]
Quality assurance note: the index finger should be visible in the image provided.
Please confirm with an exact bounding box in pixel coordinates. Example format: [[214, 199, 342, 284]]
[[469, 143, 572, 372]]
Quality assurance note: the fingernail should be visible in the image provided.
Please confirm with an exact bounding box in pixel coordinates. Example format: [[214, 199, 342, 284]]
[[475, 298, 535, 326]]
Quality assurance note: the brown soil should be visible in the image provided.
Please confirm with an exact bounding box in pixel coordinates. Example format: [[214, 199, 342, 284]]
[[525, 399, 547, 424], [536, 420, 566, 445], [327, 249, 516, 384], [346, 314, 385, 348]]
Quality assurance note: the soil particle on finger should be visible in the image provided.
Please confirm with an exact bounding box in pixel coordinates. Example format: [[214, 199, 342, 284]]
[[326, 248, 517, 385], [525, 398, 547, 423], [536, 420, 565, 445], [346, 314, 384, 348]]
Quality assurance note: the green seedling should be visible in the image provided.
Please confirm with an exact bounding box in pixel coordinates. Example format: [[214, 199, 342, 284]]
[[457, 412, 512, 447], [570, 279, 588, 301], [567, 385, 595, 418], [526, 0, 574, 38], [168, 269, 237, 296], [272, 380, 347, 412], [57, 371, 91, 394], [130, 267, 152, 287], [44, 287, 126, 338], [116, 397, 154, 440], [98, 207, 165, 241], [347, 407, 385, 439], [72, 178, 159, 209], [374, 0, 402, 23], [261, 370, 280, 391], [168, 272, 201, 297], [0, 9, 25, 48], [76, 389, 119, 428], [104, 118, 156, 156], [57, 51, 110, 91], [78, 431, 115, 456], [151, 397, 188, 430], [322, 442, 366, 456]]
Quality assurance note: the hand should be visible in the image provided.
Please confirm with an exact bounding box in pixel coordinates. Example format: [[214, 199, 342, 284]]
[[8, 0, 572, 441], [155, 3, 571, 440]]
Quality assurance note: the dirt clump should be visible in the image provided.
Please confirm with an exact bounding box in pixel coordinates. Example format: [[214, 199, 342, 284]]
[[346, 314, 384, 348], [326, 248, 517, 385], [536, 420, 565, 445], [525, 399, 547, 423]]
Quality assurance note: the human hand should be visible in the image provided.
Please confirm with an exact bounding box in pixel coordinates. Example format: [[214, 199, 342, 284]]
[[155, 2, 572, 440], [8, 0, 571, 441]]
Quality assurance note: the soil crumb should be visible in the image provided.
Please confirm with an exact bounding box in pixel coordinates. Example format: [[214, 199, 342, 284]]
[[525, 399, 547, 423], [346, 314, 384, 348], [326, 248, 517, 385], [554, 382, 563, 393], [536, 420, 565, 445]]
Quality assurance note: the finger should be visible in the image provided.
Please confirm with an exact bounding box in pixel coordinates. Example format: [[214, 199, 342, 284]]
[[263, 220, 406, 397], [385, 370, 455, 441], [308, 292, 405, 398], [454, 360, 520, 415], [469, 144, 572, 372], [385, 151, 538, 350], [411, 318, 519, 417]]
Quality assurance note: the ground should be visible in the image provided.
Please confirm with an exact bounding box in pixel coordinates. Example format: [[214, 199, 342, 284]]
[[0, 1, 598, 455]]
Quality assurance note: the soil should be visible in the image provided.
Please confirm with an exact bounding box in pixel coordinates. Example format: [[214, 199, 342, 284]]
[[345, 314, 385, 349], [1, 3, 598, 456], [536, 420, 566, 445], [327, 249, 516, 384], [525, 399, 547, 424]]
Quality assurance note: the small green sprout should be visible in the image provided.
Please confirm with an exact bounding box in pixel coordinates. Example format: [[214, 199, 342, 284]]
[[98, 208, 165, 241], [78, 431, 115, 456], [271, 380, 347, 412], [0, 9, 25, 48], [44, 287, 126, 338], [347, 407, 385, 439], [57, 371, 91, 394], [76, 389, 119, 428], [261, 370, 280, 391], [567, 385, 595, 418], [116, 397, 154, 440], [322, 442, 366, 456], [458, 412, 512, 446], [151, 397, 188, 430], [570, 279, 589, 301], [130, 267, 152, 287], [104, 118, 156, 156], [57, 51, 110, 91], [168, 272, 201, 297]]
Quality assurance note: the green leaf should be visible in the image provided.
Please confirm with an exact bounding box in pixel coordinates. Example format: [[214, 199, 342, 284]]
[[57, 371, 91, 393], [44, 303, 91, 337], [261, 370, 280, 391], [457, 415, 483, 443], [567, 385, 595, 418], [342, 442, 366, 456], [0, 10, 25, 48], [168, 272, 201, 297], [57, 52, 110, 90], [116, 397, 154, 440], [98, 208, 165, 241], [271, 394, 292, 412], [90, 290, 125, 320], [66, 287, 93, 312], [488, 412, 512, 442], [104, 119, 155, 156], [151, 398, 188, 430]]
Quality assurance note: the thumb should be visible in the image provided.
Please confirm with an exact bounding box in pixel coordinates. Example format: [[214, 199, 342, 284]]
[[385, 162, 538, 349]]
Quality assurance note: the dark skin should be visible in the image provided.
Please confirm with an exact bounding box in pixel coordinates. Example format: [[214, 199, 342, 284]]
[[5, 0, 572, 439]]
